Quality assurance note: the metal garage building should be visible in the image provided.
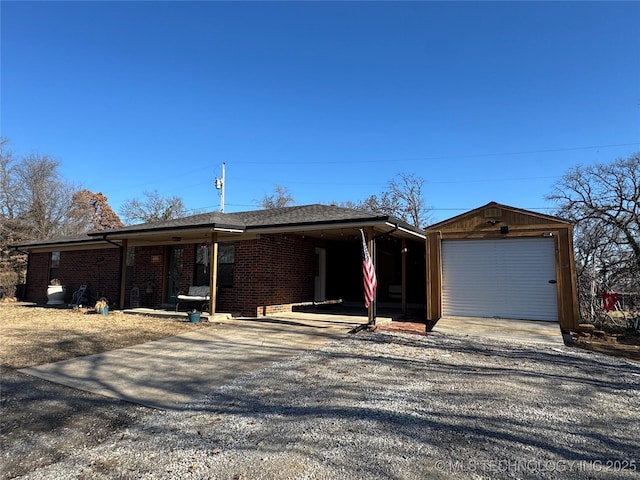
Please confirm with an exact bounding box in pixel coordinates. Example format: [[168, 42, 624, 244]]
[[425, 202, 579, 333]]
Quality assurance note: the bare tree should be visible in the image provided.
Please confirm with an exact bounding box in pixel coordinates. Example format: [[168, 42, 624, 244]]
[[119, 190, 187, 224], [330, 200, 361, 210], [548, 153, 640, 319], [1, 141, 81, 296], [356, 172, 431, 228], [389, 172, 430, 228], [12, 153, 78, 239], [67, 190, 124, 233], [0, 138, 19, 220], [0, 139, 25, 298], [357, 192, 399, 217], [259, 184, 294, 209]]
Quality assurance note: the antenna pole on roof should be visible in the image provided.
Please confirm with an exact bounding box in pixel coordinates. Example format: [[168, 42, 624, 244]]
[[215, 163, 225, 213]]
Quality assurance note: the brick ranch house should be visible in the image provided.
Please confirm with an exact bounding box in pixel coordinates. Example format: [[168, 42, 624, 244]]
[[15, 204, 426, 317]]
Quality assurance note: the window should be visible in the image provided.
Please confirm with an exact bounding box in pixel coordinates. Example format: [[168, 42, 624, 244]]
[[194, 243, 234, 287], [126, 246, 135, 282], [218, 243, 234, 288], [49, 251, 60, 282], [194, 244, 210, 286]]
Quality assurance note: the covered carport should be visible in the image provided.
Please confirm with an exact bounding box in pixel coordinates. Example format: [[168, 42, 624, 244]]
[[322, 232, 424, 310], [275, 222, 426, 323]]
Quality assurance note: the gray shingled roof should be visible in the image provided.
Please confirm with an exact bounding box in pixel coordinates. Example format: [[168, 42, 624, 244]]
[[92, 211, 245, 236], [226, 204, 391, 228], [14, 204, 423, 249], [13, 233, 98, 249], [91, 204, 418, 236]]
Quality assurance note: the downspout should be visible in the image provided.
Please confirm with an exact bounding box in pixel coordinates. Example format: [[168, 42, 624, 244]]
[[102, 236, 122, 249], [372, 223, 399, 240]]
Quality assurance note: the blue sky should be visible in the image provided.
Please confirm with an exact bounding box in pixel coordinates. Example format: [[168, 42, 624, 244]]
[[2, 1, 639, 223]]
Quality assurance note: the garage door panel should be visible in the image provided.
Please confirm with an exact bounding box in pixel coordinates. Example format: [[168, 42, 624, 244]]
[[441, 238, 557, 321]]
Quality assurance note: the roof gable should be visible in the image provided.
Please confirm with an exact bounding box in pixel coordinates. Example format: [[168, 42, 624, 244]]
[[425, 202, 571, 232]]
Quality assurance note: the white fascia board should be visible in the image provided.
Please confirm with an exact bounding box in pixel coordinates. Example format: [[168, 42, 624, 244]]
[[384, 222, 426, 240], [247, 220, 424, 239], [212, 227, 245, 234]]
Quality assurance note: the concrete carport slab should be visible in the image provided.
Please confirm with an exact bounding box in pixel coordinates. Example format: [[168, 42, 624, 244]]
[[432, 316, 566, 346], [19, 314, 362, 410]]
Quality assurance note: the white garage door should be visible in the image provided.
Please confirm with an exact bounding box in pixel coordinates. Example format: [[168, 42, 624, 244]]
[[441, 238, 558, 321]]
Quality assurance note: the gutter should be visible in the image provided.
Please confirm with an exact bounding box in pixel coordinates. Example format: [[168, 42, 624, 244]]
[[373, 223, 399, 240], [102, 235, 122, 249]]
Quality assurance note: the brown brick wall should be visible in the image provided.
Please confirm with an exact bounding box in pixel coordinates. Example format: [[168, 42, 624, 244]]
[[25, 235, 317, 316], [25, 253, 50, 303], [124, 244, 197, 308], [130, 245, 165, 308], [218, 234, 316, 316], [25, 248, 121, 305]]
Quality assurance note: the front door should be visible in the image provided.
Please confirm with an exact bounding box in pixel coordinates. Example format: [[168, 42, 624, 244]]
[[166, 246, 184, 304], [314, 248, 326, 302]]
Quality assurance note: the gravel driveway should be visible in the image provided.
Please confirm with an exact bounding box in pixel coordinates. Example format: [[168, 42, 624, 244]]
[[12, 330, 640, 480]]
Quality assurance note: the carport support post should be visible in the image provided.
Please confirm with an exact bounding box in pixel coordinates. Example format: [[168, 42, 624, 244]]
[[401, 238, 407, 314], [209, 233, 218, 315]]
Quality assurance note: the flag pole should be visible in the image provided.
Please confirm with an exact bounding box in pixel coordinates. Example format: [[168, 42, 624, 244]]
[[366, 227, 376, 325]]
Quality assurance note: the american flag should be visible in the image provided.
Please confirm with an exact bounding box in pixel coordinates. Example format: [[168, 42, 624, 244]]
[[360, 229, 377, 308]]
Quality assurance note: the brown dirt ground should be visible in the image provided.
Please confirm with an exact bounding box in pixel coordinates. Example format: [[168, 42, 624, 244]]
[[572, 332, 640, 361], [0, 301, 212, 480], [1, 301, 638, 479]]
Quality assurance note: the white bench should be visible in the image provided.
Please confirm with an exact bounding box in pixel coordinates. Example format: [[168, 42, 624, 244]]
[[175, 285, 210, 312]]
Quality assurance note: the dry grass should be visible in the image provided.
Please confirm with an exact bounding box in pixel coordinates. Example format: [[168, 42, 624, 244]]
[[1, 302, 215, 479], [0, 302, 210, 370]]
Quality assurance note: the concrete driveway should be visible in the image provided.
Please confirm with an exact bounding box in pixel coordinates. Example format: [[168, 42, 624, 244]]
[[20, 311, 566, 411], [20, 313, 361, 410]]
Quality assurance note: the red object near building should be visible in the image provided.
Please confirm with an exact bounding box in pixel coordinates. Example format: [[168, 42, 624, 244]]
[[602, 292, 619, 311]]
